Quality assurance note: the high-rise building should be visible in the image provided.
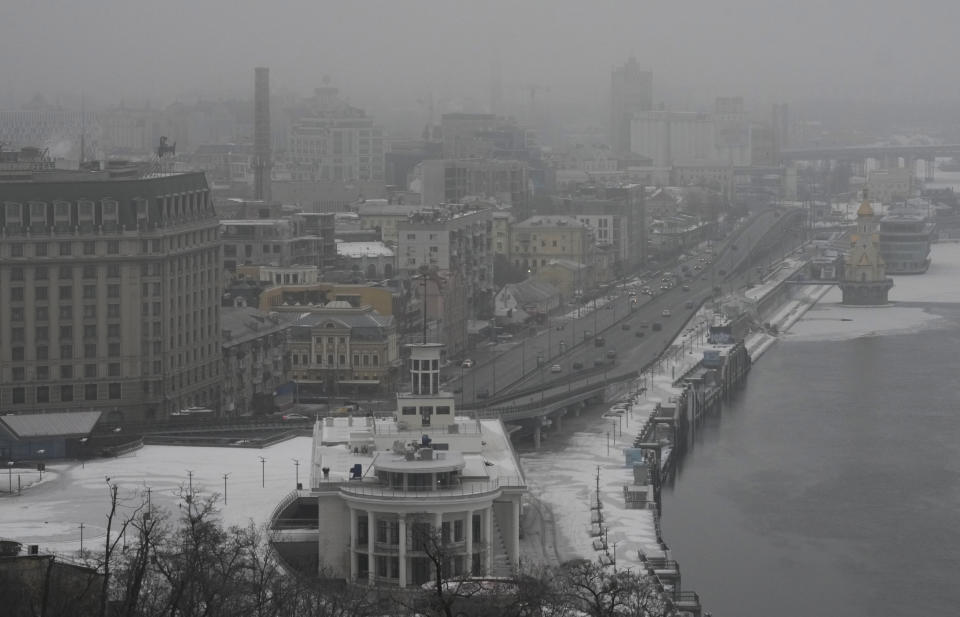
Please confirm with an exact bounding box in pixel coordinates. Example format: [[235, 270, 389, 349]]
[[0, 161, 222, 422], [610, 57, 653, 155]]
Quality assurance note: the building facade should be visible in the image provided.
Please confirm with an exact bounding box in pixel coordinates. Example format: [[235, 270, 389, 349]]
[[220, 217, 323, 273], [610, 57, 653, 155], [0, 166, 222, 421], [878, 206, 935, 274], [286, 304, 400, 397], [418, 159, 529, 208], [221, 306, 296, 416], [269, 344, 525, 587]]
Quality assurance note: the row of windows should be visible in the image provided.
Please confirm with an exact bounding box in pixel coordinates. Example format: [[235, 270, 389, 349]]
[[292, 353, 381, 367], [6, 323, 122, 341], [10, 342, 107, 361], [10, 362, 122, 380], [5, 240, 121, 258], [8, 284, 121, 301], [9, 382, 122, 404], [8, 301, 122, 323], [8, 264, 122, 280]]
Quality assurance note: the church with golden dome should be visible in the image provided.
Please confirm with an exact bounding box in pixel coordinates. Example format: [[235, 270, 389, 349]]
[[840, 190, 894, 305]]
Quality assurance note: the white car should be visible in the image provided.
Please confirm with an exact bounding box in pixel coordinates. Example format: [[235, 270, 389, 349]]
[[550, 364, 562, 373], [661, 308, 672, 317], [461, 359, 474, 368]]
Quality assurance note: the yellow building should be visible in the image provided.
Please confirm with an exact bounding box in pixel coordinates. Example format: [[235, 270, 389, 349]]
[[511, 215, 614, 285], [258, 282, 394, 317]]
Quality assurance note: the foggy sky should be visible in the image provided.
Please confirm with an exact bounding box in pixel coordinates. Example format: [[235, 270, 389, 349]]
[[4, 0, 960, 116]]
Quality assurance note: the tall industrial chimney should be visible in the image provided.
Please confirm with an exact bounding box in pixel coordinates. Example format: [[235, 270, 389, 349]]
[[253, 67, 272, 203]]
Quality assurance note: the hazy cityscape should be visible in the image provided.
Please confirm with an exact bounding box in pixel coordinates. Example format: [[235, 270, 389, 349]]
[[2, 3, 960, 616]]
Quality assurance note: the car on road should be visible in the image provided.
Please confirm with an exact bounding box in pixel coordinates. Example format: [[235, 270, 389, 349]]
[[635, 330, 645, 338], [682, 285, 690, 291], [281, 413, 310, 421], [594, 336, 605, 347], [476, 389, 490, 399], [594, 357, 605, 367], [550, 364, 562, 373], [621, 323, 631, 330], [638, 321, 649, 328], [606, 349, 617, 359], [685, 300, 695, 309], [461, 359, 474, 368], [718, 269, 727, 276], [652, 322, 663, 331], [572, 361, 584, 370], [661, 308, 672, 317]]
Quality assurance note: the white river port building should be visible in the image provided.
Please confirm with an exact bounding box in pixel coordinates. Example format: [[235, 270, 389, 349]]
[[269, 343, 526, 587]]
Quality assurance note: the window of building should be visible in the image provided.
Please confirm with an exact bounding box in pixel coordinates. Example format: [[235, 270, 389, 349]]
[[36, 386, 49, 403], [108, 304, 120, 318], [59, 305, 72, 319], [83, 265, 96, 279], [37, 307, 48, 321], [35, 286, 47, 301], [107, 324, 120, 338], [436, 406, 451, 415], [84, 344, 97, 359], [37, 347, 48, 361], [108, 285, 120, 298], [11, 327, 24, 343], [59, 326, 72, 340], [60, 385, 73, 402], [84, 364, 96, 378], [110, 343, 121, 357], [59, 265, 72, 278], [60, 346, 72, 362], [84, 384, 98, 401], [59, 285, 72, 299], [12, 388, 25, 404], [84, 325, 97, 339], [83, 241, 95, 255], [33, 326, 47, 341], [11, 287, 23, 301], [107, 240, 119, 255], [454, 519, 464, 542], [35, 266, 48, 280], [35, 243, 47, 257], [36, 366, 48, 380], [12, 367, 25, 381], [11, 267, 23, 281], [83, 305, 96, 319], [108, 383, 121, 399], [107, 264, 120, 278]]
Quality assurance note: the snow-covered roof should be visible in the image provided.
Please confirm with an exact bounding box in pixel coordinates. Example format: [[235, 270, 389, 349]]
[[337, 241, 394, 258]]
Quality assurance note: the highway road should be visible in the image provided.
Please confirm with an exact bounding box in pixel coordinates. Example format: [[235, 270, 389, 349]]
[[450, 207, 805, 408]]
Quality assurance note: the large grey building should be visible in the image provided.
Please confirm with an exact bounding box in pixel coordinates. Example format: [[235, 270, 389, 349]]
[[610, 57, 653, 155], [0, 162, 222, 422]]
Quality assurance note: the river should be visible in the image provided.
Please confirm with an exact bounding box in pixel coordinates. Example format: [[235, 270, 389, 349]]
[[659, 309, 960, 616]]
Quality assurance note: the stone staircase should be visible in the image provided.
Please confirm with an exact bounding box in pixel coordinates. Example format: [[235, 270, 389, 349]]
[[489, 514, 514, 577]]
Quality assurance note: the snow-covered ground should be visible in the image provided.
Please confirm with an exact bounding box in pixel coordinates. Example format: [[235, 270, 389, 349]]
[[0, 438, 312, 556]]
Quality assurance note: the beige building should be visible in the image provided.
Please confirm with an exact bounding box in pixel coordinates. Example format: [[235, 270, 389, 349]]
[[287, 304, 400, 397], [510, 215, 613, 284], [0, 164, 222, 422], [221, 307, 297, 416]]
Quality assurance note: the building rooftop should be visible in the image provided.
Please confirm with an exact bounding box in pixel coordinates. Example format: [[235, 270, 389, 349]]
[[337, 241, 395, 258], [0, 411, 101, 439], [220, 306, 298, 347]]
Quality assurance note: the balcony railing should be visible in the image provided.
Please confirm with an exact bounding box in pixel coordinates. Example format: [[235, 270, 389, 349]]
[[338, 475, 525, 499]]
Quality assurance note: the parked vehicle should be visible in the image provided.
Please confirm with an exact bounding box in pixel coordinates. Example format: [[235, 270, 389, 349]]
[[606, 349, 617, 359], [661, 308, 672, 317], [572, 361, 584, 370], [461, 359, 474, 368], [594, 336, 605, 347], [550, 364, 562, 373], [652, 322, 663, 331]]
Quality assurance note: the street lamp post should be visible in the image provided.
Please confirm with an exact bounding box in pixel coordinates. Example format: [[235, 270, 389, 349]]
[[292, 458, 300, 488], [6, 461, 13, 494], [223, 473, 230, 505], [258, 456, 267, 488]]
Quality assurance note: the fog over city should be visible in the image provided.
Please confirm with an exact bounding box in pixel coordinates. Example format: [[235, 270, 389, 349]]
[[4, 0, 960, 125], [5, 2, 960, 616]]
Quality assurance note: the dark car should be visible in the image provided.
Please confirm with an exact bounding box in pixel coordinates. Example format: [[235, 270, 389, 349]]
[[594, 357, 605, 367], [635, 331, 645, 338], [606, 349, 617, 359], [685, 300, 695, 309], [652, 322, 663, 331], [718, 269, 727, 276], [572, 361, 584, 370]]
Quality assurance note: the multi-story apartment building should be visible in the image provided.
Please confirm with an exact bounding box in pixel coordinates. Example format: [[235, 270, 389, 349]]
[[287, 87, 385, 184], [0, 163, 222, 422], [510, 215, 613, 284], [336, 241, 396, 280], [286, 304, 400, 397], [439, 113, 531, 160], [418, 159, 528, 208], [550, 183, 646, 273], [397, 206, 494, 355], [221, 306, 296, 416], [492, 210, 513, 256], [610, 57, 653, 155], [356, 202, 424, 246], [269, 343, 525, 586], [220, 217, 323, 272]]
